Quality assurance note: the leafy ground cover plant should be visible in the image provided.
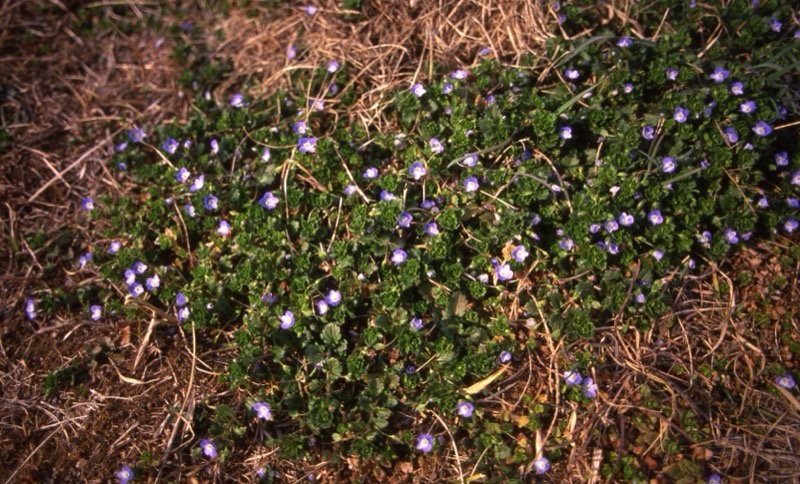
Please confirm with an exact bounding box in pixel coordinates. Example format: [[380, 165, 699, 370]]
[[9, 0, 800, 482]]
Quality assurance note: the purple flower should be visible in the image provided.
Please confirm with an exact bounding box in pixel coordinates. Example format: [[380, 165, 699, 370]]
[[253, 401, 272, 420], [456, 401, 474, 418], [404, 364, 416, 375], [559, 126, 572, 140], [730, 82, 743, 95], [442, 83, 453, 94], [162, 137, 179, 155], [557, 14, 566, 24], [496, 263, 513, 281], [316, 299, 329, 315], [776, 374, 796, 389], [90, 304, 102, 321], [589, 223, 601, 234], [775, 151, 788, 166], [409, 161, 426, 180], [478, 47, 492, 56], [189, 175, 204, 192], [410, 83, 426, 97], [133, 261, 148, 275], [564, 370, 583, 385], [304, 4, 317, 15], [642, 125, 655, 140], [217, 220, 232, 236], [512, 245, 528, 262], [723, 228, 738, 244], [293, 121, 308, 134], [653, 250, 664, 261], [565, 68, 579, 80], [462, 153, 478, 167], [230, 93, 247, 107], [128, 282, 144, 298], [128, 127, 146, 142], [635, 293, 645, 304], [410, 317, 423, 330], [499, 351, 512, 363], [606, 242, 619, 254], [397, 212, 413, 228], [533, 456, 550, 474], [604, 219, 619, 232], [416, 434, 433, 452], [209, 138, 219, 155], [391, 249, 407, 265], [25, 298, 36, 320], [757, 197, 769, 208], [622, 83, 634, 93], [363, 167, 378, 179], [709, 66, 729, 83], [582, 377, 598, 398], [327, 60, 339, 73], [738, 100, 756, 114], [770, 18, 782, 32], [199, 439, 217, 459], [618, 212, 634, 226], [145, 274, 160, 291], [752, 121, 772, 136], [790, 198, 800, 208], [785, 218, 799, 233], [666, 68, 678, 81], [698, 231, 712, 244], [260, 147, 271, 163], [184, 203, 195, 217], [464, 177, 479, 193], [648, 209, 664, 225], [380, 190, 396, 202], [429, 137, 444, 154], [176, 292, 188, 307], [343, 184, 357, 196], [262, 292, 276, 305], [298, 137, 317, 153], [203, 195, 218, 211], [673, 106, 689, 123], [259, 191, 279, 210], [176, 167, 191, 183], [451, 69, 468, 80], [424, 221, 439, 236], [793, 171, 800, 186], [116, 465, 133, 484], [79, 253, 92, 269], [116, 141, 128, 152], [559, 237, 574, 251], [617, 36, 632, 47], [707, 473, 722, 484], [325, 289, 342, 307], [81, 197, 94, 211], [124, 269, 136, 285], [309, 98, 324, 111], [279, 310, 295, 329], [420, 199, 437, 210], [723, 128, 738, 144]]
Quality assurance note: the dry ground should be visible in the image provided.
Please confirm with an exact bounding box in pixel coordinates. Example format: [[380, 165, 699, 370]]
[[1, 1, 799, 482]]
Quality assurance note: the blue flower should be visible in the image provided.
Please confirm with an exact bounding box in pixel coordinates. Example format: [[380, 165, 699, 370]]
[[499, 351, 512, 363], [199, 439, 217, 459], [145, 274, 160, 291], [723, 228, 738, 244], [176, 307, 189, 324], [709, 66, 729, 83], [730, 82, 743, 95], [124, 269, 136, 285], [648, 209, 663, 225], [90, 304, 102, 321], [162, 137, 179, 155], [757, 197, 769, 208], [785, 218, 799, 233], [176, 167, 191, 183], [653, 250, 664, 261], [210, 139, 219, 155], [617, 36, 632, 47], [495, 263, 513, 281], [279, 310, 295, 329], [79, 253, 92, 269], [25, 298, 36, 320], [316, 299, 329, 315], [565, 68, 579, 80], [327, 60, 339, 73], [739, 100, 756, 114], [253, 401, 272, 420], [184, 203, 195, 217], [217, 220, 232, 236], [262, 292, 276, 305], [793, 171, 800, 186], [404, 364, 416, 375], [673, 106, 689, 123], [770, 17, 782, 32], [583, 377, 598, 398], [391, 249, 407, 264], [363, 167, 378, 179], [298, 137, 317, 153], [533, 456, 550, 474], [128, 282, 144, 298], [512, 245, 528, 262], [343, 184, 357, 196], [618, 212, 634, 226], [203, 195, 219, 211], [790, 198, 800, 208], [707, 473, 722, 484], [420, 199, 437, 210], [559, 237, 574, 251], [81, 197, 94, 211], [660, 157, 676, 173], [309, 98, 325, 111], [132, 261, 147, 274], [410, 83, 426, 97], [602, 219, 618, 233], [456, 401, 474, 418], [622, 83, 634, 93], [293, 121, 308, 134], [416, 434, 433, 452], [116, 141, 128, 152], [642, 125, 655, 140], [665, 68, 678, 81], [128, 127, 146, 142], [397, 212, 413, 228], [478, 47, 492, 56], [462, 153, 478, 167], [189, 175, 204, 192], [429, 137, 444, 154], [380, 190, 396, 202], [776, 374, 796, 389], [775, 151, 788, 166], [559, 126, 572, 140], [564, 370, 582, 385], [261, 147, 271, 163], [635, 293, 645, 304], [259, 191, 279, 210], [451, 69, 468, 80], [424, 221, 439, 236], [464, 177, 479, 192], [325, 289, 341, 307], [409, 161, 426, 180], [752, 121, 772, 136], [410, 317, 423, 330], [442, 83, 453, 94], [230, 94, 247, 107], [723, 128, 738, 144], [697, 231, 712, 244], [116, 465, 133, 484]]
